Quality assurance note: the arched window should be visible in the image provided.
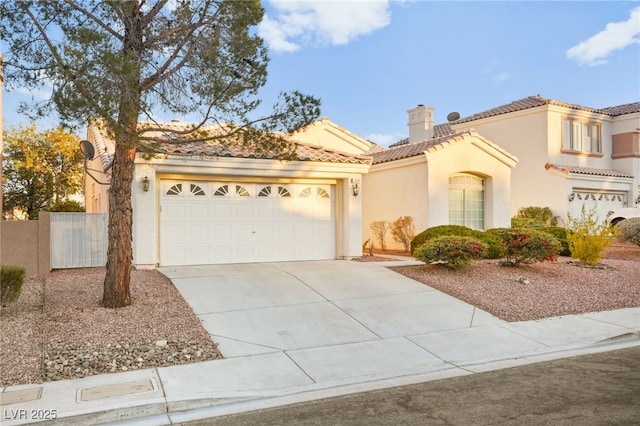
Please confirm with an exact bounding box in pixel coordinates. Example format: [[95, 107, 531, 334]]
[[449, 174, 484, 230]]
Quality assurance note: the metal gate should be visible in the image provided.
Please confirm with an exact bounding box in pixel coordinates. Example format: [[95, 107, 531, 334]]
[[50, 213, 108, 268]]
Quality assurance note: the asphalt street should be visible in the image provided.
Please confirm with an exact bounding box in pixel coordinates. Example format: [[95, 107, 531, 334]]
[[184, 346, 640, 426]]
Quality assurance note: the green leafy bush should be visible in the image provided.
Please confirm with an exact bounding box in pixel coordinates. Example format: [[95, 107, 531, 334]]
[[512, 206, 558, 228], [617, 217, 640, 247], [411, 225, 503, 259], [566, 206, 618, 265], [414, 236, 487, 269], [390, 216, 415, 252], [1, 264, 26, 305], [539, 227, 571, 256], [48, 200, 85, 212], [487, 228, 561, 266]]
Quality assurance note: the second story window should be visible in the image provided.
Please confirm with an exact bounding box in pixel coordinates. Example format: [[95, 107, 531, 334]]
[[562, 118, 601, 154]]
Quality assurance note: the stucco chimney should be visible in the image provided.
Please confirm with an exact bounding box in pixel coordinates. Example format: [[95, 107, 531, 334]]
[[407, 104, 435, 143]]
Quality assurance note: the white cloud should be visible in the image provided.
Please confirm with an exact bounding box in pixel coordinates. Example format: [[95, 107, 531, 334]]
[[13, 85, 52, 101], [365, 132, 401, 146], [567, 7, 640, 67], [493, 71, 511, 84], [259, 0, 392, 53]]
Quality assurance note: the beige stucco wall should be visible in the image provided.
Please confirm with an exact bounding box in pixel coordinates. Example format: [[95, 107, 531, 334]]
[[0, 212, 51, 277], [362, 135, 516, 251], [362, 158, 428, 251]]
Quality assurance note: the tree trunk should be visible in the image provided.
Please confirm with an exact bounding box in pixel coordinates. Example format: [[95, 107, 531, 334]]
[[102, 3, 143, 308], [102, 141, 135, 308]]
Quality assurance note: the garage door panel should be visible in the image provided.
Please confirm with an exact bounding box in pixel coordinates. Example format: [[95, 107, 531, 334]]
[[569, 190, 626, 222], [232, 203, 253, 221], [162, 203, 185, 221], [160, 180, 335, 266]]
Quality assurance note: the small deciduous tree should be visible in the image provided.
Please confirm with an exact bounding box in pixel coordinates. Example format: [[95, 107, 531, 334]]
[[369, 220, 389, 251], [390, 216, 415, 252], [2, 123, 82, 219], [565, 206, 618, 266]]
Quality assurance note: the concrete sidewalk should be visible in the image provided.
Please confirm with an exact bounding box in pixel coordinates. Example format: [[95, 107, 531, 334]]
[[1, 259, 639, 425]]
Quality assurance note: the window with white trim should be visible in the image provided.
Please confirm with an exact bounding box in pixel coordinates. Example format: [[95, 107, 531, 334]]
[[449, 174, 485, 230], [562, 118, 601, 153]]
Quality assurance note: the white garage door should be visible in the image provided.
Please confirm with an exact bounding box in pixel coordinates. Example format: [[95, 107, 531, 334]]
[[159, 180, 335, 266], [568, 190, 627, 223]]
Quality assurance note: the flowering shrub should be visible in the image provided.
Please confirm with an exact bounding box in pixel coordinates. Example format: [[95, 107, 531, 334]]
[[487, 228, 561, 266], [566, 206, 618, 266], [617, 217, 640, 247], [414, 236, 487, 269]]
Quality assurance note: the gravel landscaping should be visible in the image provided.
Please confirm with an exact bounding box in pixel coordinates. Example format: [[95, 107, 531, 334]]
[[1, 242, 638, 388], [0, 268, 221, 387], [392, 242, 640, 322]]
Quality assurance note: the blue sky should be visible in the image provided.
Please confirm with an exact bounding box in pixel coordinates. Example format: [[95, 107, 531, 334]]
[[2, 1, 639, 147]]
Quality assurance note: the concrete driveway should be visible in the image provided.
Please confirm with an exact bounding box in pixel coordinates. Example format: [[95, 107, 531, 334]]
[[157, 260, 537, 376], [158, 260, 637, 387]]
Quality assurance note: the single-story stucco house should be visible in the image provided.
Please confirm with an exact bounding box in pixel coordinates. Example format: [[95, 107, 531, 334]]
[[83, 118, 373, 268]]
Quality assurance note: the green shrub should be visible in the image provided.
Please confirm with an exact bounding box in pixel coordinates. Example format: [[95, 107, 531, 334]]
[[414, 236, 487, 269], [48, 200, 85, 212], [566, 206, 618, 265], [617, 217, 640, 247], [512, 206, 558, 228], [1, 264, 26, 305], [487, 228, 561, 266], [539, 227, 571, 256], [411, 225, 471, 254], [411, 225, 503, 259], [390, 216, 415, 252]]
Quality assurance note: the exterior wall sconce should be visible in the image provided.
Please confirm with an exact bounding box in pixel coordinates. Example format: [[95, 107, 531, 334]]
[[142, 176, 150, 192], [350, 178, 360, 197]]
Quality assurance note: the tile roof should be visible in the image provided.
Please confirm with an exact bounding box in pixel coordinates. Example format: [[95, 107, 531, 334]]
[[544, 163, 633, 178], [372, 131, 473, 165], [88, 120, 372, 168], [143, 138, 372, 164], [600, 102, 640, 116], [452, 95, 640, 124], [388, 123, 455, 147], [388, 97, 638, 148]]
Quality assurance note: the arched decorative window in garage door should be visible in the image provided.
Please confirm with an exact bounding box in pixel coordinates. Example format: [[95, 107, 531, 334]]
[[449, 173, 485, 230]]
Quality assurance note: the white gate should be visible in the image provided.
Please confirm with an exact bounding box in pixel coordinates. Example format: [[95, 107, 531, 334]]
[[50, 213, 108, 268]]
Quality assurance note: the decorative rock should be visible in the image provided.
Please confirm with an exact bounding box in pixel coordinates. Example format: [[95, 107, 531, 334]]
[[139, 345, 151, 352], [155, 339, 168, 348], [517, 276, 531, 285]]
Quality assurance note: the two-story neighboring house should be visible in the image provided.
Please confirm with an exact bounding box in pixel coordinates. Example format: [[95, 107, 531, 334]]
[[362, 96, 639, 250], [447, 96, 639, 223]]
